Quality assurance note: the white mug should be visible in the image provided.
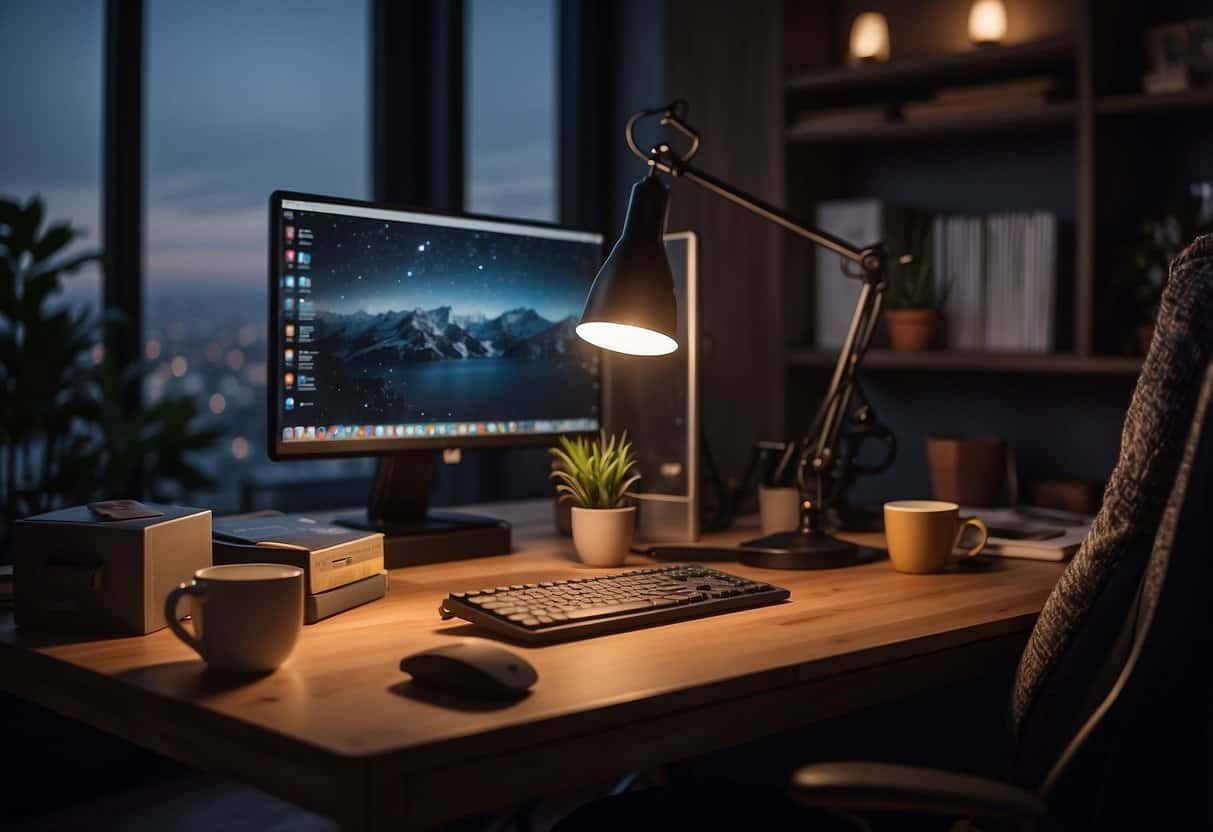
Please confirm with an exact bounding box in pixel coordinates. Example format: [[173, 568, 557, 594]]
[[165, 564, 304, 673], [758, 486, 801, 535]]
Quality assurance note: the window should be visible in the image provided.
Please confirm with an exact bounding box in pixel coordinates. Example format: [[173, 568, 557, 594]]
[[465, 0, 558, 221], [0, 1, 103, 321], [144, 1, 372, 510]]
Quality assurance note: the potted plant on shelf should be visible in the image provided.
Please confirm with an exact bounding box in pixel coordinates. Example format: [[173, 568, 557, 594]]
[[549, 431, 641, 567], [1119, 184, 1213, 356], [883, 212, 946, 352]]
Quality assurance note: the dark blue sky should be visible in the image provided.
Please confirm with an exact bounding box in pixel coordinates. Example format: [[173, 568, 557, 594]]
[[1, 0, 555, 291]]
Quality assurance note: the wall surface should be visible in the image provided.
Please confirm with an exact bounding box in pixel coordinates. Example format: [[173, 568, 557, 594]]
[[663, 0, 788, 478]]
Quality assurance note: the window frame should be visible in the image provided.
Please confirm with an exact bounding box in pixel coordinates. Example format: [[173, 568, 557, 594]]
[[99, 0, 609, 499]]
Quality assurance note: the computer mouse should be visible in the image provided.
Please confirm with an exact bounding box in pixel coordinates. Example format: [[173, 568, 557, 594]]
[[400, 641, 537, 699]]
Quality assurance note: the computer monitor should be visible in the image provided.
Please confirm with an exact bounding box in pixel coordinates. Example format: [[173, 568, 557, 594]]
[[268, 191, 603, 560]]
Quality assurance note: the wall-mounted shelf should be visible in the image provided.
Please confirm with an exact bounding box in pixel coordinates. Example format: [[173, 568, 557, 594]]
[[785, 37, 1075, 97], [785, 348, 1143, 376], [1095, 87, 1213, 116], [786, 101, 1074, 143]]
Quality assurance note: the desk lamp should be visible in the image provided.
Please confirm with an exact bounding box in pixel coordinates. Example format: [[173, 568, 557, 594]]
[[577, 100, 896, 569]]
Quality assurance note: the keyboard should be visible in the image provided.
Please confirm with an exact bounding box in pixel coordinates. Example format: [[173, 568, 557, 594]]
[[438, 564, 790, 644]]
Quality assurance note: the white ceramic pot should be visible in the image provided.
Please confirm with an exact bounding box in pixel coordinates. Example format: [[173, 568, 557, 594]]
[[570, 506, 636, 567]]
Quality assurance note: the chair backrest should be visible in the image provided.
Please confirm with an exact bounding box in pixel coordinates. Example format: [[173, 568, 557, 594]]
[[1040, 362, 1213, 827], [1009, 236, 1213, 791]]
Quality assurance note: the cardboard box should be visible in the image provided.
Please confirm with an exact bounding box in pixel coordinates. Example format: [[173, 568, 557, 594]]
[[14, 504, 211, 635]]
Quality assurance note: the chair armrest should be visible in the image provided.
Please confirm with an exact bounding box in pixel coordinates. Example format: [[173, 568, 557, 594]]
[[791, 762, 1047, 820]]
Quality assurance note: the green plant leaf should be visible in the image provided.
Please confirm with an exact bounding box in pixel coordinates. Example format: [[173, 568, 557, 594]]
[[547, 429, 640, 509]]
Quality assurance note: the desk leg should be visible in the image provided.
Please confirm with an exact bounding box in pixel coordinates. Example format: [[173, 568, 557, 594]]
[[336, 759, 410, 832]]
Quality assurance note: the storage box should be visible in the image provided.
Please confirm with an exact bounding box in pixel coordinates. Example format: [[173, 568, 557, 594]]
[[14, 504, 212, 635], [212, 512, 383, 594]]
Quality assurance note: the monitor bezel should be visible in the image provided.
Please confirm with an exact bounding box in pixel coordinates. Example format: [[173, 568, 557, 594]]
[[267, 189, 605, 461]]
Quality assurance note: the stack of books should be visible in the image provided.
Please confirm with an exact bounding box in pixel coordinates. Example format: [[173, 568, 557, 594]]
[[213, 512, 386, 623], [966, 505, 1092, 562], [790, 104, 893, 134], [901, 76, 1061, 122], [933, 211, 1058, 353]]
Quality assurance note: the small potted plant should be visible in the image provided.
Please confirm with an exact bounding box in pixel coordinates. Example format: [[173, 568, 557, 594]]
[[549, 432, 641, 567], [883, 213, 947, 352], [1119, 186, 1213, 355]]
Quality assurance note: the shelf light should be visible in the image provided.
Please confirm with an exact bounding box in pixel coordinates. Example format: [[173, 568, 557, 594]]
[[969, 0, 1008, 45], [849, 12, 891, 65]]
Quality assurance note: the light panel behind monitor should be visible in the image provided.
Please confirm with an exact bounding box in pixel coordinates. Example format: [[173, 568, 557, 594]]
[[603, 231, 699, 543]]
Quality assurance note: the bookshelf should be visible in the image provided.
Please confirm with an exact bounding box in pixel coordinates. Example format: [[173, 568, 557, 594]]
[[1096, 87, 1213, 116], [779, 0, 1212, 375], [785, 348, 1143, 376], [785, 100, 1074, 143], [784, 36, 1075, 96]]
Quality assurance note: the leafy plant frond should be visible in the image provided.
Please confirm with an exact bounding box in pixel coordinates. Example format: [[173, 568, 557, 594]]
[[547, 431, 641, 509], [884, 210, 949, 311], [2, 195, 221, 539]]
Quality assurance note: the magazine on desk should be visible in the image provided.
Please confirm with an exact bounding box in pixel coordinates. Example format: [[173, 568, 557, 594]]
[[962, 505, 1092, 562]]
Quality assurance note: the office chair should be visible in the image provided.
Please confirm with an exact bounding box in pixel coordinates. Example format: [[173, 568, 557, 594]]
[[793, 277, 1213, 830], [557, 238, 1213, 831], [794, 360, 1213, 829]]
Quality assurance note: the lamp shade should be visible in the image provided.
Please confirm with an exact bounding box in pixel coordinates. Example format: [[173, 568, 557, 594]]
[[576, 176, 679, 356], [968, 0, 1007, 44]]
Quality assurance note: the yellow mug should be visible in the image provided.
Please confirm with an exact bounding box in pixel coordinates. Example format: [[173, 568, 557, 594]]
[[883, 500, 988, 574]]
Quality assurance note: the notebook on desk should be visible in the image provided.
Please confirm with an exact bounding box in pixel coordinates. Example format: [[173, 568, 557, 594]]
[[965, 505, 1091, 561]]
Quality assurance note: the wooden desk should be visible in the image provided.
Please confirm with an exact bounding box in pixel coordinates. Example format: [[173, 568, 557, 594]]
[[0, 501, 1064, 830]]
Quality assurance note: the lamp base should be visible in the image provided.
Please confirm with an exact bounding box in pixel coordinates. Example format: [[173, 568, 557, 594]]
[[738, 529, 860, 570]]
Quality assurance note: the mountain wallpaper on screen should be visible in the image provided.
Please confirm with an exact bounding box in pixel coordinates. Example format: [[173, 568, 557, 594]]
[[312, 305, 584, 366], [294, 208, 601, 424]]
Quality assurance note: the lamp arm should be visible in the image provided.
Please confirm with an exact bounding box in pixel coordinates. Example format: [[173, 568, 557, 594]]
[[627, 99, 874, 266], [797, 272, 885, 511], [677, 165, 870, 265], [626, 99, 894, 539], [657, 148, 889, 520]]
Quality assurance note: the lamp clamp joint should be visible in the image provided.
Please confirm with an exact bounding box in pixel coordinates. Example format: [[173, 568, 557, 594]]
[[627, 100, 701, 171]]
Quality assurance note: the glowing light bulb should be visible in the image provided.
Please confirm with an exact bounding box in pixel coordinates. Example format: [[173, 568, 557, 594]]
[[969, 0, 1008, 45], [849, 12, 891, 65], [575, 322, 677, 356]]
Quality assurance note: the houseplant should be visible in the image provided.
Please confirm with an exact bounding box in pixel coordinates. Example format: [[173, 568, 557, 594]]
[[549, 431, 641, 567], [1, 195, 221, 552], [1118, 184, 1213, 355], [883, 212, 946, 352]]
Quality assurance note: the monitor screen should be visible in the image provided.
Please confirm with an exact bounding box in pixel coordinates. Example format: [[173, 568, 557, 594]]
[[268, 192, 604, 458]]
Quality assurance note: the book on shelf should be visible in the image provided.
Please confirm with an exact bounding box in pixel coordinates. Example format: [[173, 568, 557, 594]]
[[791, 105, 891, 133], [901, 97, 1051, 121], [900, 75, 1066, 122], [935, 215, 985, 350], [932, 76, 1058, 104], [933, 211, 1057, 353]]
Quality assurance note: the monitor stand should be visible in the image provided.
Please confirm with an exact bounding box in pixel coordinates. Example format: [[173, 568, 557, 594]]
[[335, 451, 511, 568]]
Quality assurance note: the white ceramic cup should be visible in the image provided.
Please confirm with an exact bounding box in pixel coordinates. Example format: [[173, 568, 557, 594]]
[[165, 563, 304, 673], [758, 486, 802, 535], [570, 506, 635, 567]]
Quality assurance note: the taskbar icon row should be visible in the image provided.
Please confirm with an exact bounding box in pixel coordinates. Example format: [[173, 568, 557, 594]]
[[282, 418, 598, 442]]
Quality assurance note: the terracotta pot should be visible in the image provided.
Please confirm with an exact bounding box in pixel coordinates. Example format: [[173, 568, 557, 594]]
[[884, 309, 941, 352], [926, 436, 1017, 507], [1135, 321, 1155, 357], [570, 506, 635, 567]]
